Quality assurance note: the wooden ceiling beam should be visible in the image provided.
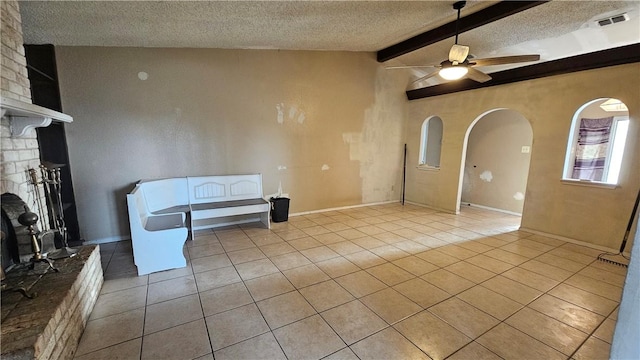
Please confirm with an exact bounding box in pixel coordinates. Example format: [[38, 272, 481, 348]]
[[377, 1, 547, 63], [406, 43, 640, 100]]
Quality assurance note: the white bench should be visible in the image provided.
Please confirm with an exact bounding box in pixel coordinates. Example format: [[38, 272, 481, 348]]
[[126, 174, 270, 275], [187, 175, 270, 239], [126, 185, 188, 276]]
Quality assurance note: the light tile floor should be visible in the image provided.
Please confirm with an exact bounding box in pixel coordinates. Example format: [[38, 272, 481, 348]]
[[75, 204, 628, 360]]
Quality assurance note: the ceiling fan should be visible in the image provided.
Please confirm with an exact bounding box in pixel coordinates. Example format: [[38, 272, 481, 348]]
[[388, 1, 540, 85]]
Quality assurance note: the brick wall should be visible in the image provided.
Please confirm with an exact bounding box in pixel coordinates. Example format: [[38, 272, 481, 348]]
[[1, 0, 31, 102], [1, 0, 49, 229]]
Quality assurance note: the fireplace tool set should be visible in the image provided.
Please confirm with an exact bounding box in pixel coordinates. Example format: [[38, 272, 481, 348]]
[[0, 164, 78, 298], [28, 164, 78, 260], [0, 206, 59, 298]]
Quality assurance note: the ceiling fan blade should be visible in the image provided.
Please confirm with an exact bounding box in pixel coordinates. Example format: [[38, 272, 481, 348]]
[[385, 65, 438, 70], [449, 44, 470, 64], [410, 70, 440, 85], [471, 54, 540, 67], [466, 67, 492, 83]]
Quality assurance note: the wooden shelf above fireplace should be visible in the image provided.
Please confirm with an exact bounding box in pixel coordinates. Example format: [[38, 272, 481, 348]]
[[0, 96, 72, 138]]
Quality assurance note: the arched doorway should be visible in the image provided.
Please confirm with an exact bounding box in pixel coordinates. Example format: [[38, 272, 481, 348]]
[[456, 108, 533, 216]]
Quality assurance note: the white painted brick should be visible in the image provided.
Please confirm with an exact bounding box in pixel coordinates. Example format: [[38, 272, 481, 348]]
[[3, 161, 16, 174], [18, 149, 33, 160], [0, 33, 16, 50], [2, 171, 23, 185], [0, 76, 9, 90], [29, 159, 41, 169], [1, 149, 19, 162], [25, 138, 38, 148], [11, 137, 26, 149], [6, 2, 21, 22], [0, 89, 14, 100], [1, 138, 13, 150], [14, 159, 32, 172], [8, 79, 23, 94], [1, 65, 16, 81], [16, 44, 25, 57], [18, 73, 30, 87], [2, 56, 19, 73]]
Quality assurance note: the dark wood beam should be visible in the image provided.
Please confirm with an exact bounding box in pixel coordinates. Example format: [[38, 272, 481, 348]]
[[377, 1, 547, 63], [406, 43, 640, 100]]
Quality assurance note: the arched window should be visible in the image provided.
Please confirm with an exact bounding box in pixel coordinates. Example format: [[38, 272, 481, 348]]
[[563, 98, 629, 185], [418, 116, 443, 168]]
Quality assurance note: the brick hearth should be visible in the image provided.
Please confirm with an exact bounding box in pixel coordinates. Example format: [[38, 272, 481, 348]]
[[1, 246, 103, 359]]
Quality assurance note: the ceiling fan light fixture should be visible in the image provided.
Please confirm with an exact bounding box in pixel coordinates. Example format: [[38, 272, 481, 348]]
[[439, 66, 468, 80]]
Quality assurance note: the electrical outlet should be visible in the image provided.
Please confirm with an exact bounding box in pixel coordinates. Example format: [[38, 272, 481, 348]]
[[521, 146, 531, 153]]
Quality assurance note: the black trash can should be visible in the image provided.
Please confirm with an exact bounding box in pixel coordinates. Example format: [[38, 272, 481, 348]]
[[270, 197, 290, 223]]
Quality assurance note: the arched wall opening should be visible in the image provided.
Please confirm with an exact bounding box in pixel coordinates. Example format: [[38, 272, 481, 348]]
[[456, 108, 533, 216]]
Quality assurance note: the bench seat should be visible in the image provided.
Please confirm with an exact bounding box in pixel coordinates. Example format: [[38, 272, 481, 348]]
[[145, 213, 186, 231], [128, 174, 271, 275], [150, 205, 191, 215], [190, 198, 268, 210]]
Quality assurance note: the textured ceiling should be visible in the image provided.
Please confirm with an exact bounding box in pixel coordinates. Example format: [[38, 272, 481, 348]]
[[19, 1, 494, 51], [19, 1, 640, 88]]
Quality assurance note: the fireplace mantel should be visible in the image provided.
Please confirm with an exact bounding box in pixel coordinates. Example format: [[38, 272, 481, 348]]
[[0, 96, 72, 138]]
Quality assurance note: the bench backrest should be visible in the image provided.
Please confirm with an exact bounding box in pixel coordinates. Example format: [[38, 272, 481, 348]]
[[187, 174, 264, 205], [138, 177, 189, 212], [127, 186, 148, 228]]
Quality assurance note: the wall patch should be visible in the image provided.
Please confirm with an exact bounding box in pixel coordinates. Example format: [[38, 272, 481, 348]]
[[276, 103, 284, 124], [479, 170, 493, 182]]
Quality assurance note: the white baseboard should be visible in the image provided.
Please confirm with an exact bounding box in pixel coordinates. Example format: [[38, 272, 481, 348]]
[[461, 202, 522, 216], [519, 227, 627, 255], [404, 201, 457, 214], [290, 200, 399, 217]]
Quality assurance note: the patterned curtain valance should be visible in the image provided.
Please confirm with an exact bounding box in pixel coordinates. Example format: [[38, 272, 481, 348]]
[[572, 117, 614, 181]]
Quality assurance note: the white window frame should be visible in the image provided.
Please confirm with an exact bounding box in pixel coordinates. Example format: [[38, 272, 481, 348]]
[[562, 100, 629, 186]]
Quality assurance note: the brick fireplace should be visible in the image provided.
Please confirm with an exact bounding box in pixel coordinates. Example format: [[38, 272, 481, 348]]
[[1, 1, 103, 359], [1, 0, 43, 206]]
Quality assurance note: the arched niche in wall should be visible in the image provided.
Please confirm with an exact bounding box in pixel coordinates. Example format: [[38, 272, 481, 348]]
[[562, 98, 630, 186], [418, 116, 443, 169]]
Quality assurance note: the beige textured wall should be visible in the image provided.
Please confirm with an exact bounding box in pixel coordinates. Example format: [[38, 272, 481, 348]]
[[461, 109, 532, 214], [405, 63, 639, 250], [55, 47, 406, 242]]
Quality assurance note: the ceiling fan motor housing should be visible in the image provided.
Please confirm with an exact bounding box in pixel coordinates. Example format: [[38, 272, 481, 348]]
[[453, 1, 467, 11]]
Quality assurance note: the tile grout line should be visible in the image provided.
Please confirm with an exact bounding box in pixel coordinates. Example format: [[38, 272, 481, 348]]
[[189, 229, 218, 359]]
